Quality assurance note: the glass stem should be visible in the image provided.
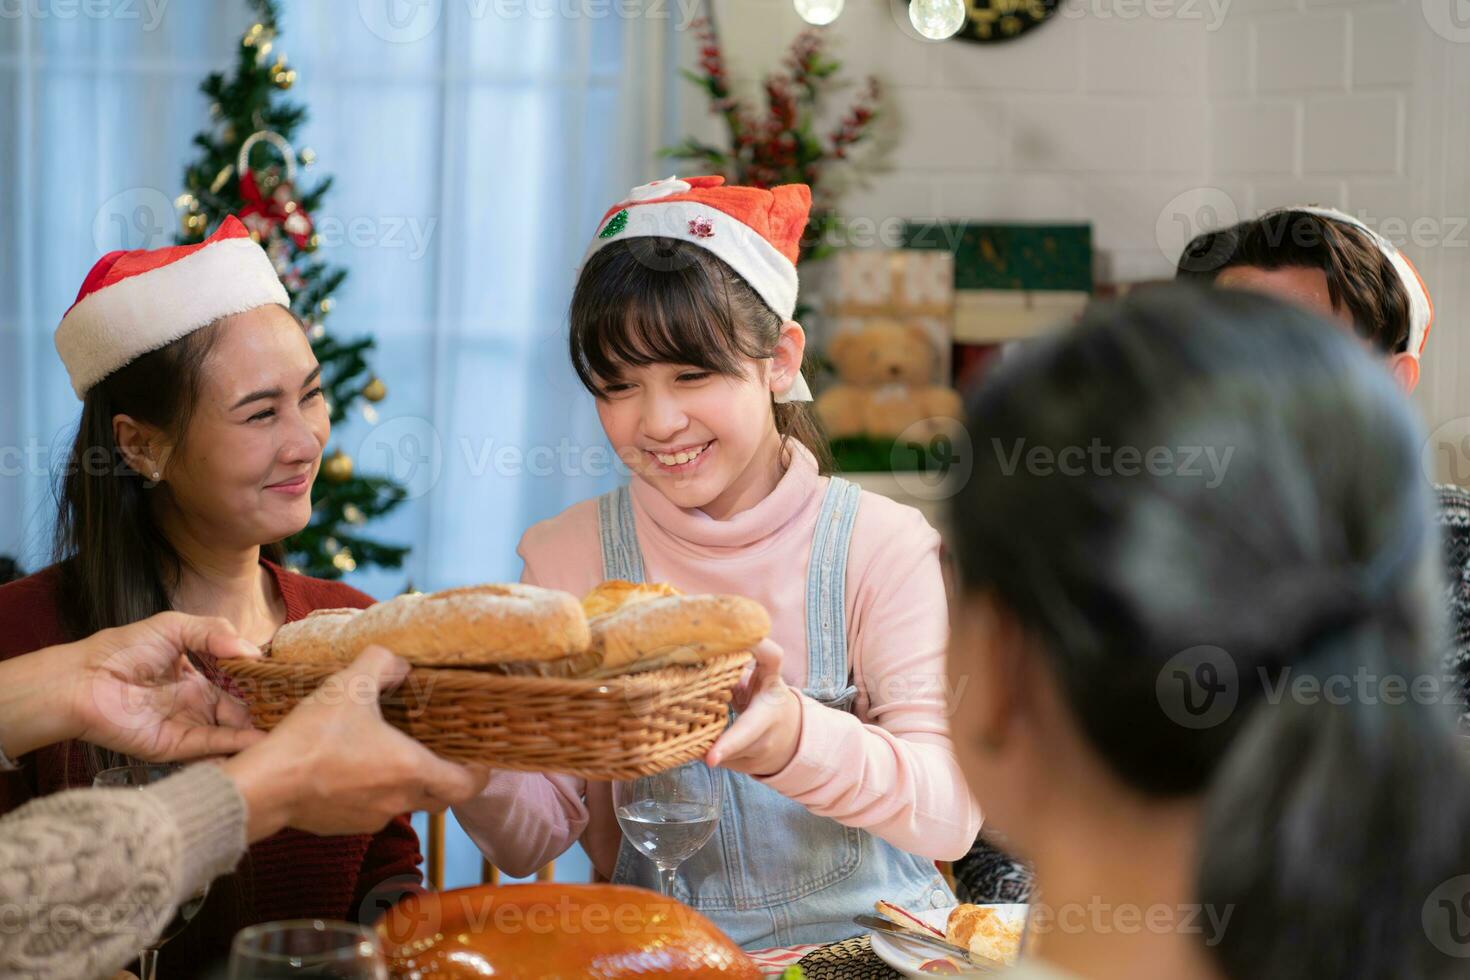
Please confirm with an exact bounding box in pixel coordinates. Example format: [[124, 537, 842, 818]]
[[137, 947, 159, 980], [659, 864, 679, 898]]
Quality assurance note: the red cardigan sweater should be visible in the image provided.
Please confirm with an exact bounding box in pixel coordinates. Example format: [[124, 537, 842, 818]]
[[0, 559, 422, 978]]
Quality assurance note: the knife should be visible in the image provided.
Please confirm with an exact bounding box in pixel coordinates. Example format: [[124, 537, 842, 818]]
[[852, 914, 1002, 970]]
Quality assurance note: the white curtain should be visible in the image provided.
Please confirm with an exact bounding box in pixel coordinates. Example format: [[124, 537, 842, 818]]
[[0, 0, 689, 886]]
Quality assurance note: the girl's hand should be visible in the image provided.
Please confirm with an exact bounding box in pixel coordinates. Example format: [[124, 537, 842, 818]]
[[65, 612, 265, 762], [706, 639, 803, 777]]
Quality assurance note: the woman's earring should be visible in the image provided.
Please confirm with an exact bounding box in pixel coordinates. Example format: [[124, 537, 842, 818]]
[[151, 471, 161, 480]]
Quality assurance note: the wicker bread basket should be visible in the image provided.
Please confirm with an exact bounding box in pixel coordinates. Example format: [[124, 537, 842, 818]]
[[215, 652, 752, 781]]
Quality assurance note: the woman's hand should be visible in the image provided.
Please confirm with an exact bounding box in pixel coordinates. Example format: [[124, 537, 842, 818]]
[[705, 638, 803, 777], [220, 645, 490, 841], [0, 611, 265, 763]]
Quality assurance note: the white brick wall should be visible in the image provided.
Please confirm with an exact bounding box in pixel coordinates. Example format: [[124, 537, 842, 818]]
[[685, 0, 1468, 459]]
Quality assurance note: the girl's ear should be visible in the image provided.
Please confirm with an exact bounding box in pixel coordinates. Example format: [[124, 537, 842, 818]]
[[770, 320, 808, 398], [949, 590, 1030, 755], [1387, 351, 1420, 394]]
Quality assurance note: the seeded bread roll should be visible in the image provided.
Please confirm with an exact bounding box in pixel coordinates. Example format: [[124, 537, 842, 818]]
[[269, 608, 362, 664], [587, 594, 769, 676], [336, 583, 591, 668]]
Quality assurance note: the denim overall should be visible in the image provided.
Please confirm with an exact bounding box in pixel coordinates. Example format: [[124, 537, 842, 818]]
[[600, 478, 955, 949]]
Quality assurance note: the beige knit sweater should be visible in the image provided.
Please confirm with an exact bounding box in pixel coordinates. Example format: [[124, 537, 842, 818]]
[[0, 763, 247, 980]]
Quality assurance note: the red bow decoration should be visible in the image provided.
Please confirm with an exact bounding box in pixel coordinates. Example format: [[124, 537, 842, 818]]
[[239, 169, 314, 248]]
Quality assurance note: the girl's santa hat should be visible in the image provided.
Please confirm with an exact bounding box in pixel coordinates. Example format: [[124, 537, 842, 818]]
[[55, 215, 290, 399], [1264, 205, 1435, 358], [583, 175, 814, 402]]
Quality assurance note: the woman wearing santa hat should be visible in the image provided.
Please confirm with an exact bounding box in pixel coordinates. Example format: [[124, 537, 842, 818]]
[[0, 217, 422, 977]]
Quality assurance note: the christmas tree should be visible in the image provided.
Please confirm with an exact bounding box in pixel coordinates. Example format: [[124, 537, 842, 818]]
[[176, 0, 408, 579]]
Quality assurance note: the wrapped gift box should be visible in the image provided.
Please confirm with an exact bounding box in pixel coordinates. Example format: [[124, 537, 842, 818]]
[[830, 249, 955, 318]]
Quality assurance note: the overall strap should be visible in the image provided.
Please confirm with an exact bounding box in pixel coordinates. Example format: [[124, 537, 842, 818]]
[[804, 476, 862, 695], [597, 484, 645, 583]]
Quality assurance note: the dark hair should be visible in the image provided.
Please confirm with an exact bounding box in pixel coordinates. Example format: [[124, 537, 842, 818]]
[[1176, 210, 1412, 354], [949, 285, 1470, 979], [52, 319, 286, 771], [569, 237, 832, 473]]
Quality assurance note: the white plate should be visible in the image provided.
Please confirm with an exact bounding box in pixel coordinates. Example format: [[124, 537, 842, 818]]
[[869, 904, 1028, 978]]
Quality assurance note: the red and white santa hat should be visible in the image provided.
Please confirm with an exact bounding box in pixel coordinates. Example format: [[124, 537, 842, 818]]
[[55, 215, 290, 399], [583, 175, 814, 402], [1264, 205, 1435, 358]]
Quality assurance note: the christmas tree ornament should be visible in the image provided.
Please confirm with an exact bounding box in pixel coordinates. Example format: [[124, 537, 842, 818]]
[[343, 504, 366, 525], [299, 147, 316, 166], [332, 549, 357, 573], [242, 21, 264, 46], [909, 0, 967, 39], [322, 449, 353, 482], [598, 209, 629, 239], [306, 233, 321, 252], [181, 210, 208, 237], [362, 377, 387, 402], [237, 131, 316, 248], [210, 165, 233, 194], [793, 0, 843, 25]]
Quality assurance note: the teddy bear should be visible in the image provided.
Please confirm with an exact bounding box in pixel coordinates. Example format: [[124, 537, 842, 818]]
[[816, 318, 964, 443]]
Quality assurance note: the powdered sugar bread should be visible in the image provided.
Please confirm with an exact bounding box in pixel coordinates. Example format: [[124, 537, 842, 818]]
[[589, 594, 770, 676], [269, 608, 362, 664], [337, 584, 592, 668]]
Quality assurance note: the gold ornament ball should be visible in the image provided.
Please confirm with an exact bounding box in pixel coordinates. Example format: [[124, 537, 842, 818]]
[[362, 377, 387, 403], [181, 211, 208, 237], [273, 67, 296, 90], [306, 233, 321, 253], [322, 450, 353, 482], [299, 147, 316, 166], [332, 550, 357, 573], [318, 297, 334, 315]]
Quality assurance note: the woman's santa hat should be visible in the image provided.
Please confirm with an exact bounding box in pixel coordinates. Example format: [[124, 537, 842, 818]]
[[1264, 205, 1435, 358], [55, 215, 290, 399], [583, 175, 814, 402]]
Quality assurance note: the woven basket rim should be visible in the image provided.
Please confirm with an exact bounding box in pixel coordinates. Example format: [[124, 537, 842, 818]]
[[215, 650, 753, 694]]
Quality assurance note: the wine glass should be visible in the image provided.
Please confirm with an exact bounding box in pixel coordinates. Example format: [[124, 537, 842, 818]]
[[613, 761, 723, 898], [228, 920, 388, 979], [94, 764, 210, 980]]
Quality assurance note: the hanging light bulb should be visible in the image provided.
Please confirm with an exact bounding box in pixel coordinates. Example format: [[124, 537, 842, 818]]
[[794, 0, 844, 25], [909, 0, 967, 39]]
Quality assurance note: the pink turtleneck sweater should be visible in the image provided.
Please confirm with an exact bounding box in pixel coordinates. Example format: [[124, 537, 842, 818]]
[[453, 444, 982, 878]]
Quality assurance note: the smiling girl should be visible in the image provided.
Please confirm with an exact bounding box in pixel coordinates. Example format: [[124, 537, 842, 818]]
[[454, 176, 982, 949], [0, 217, 420, 977]]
